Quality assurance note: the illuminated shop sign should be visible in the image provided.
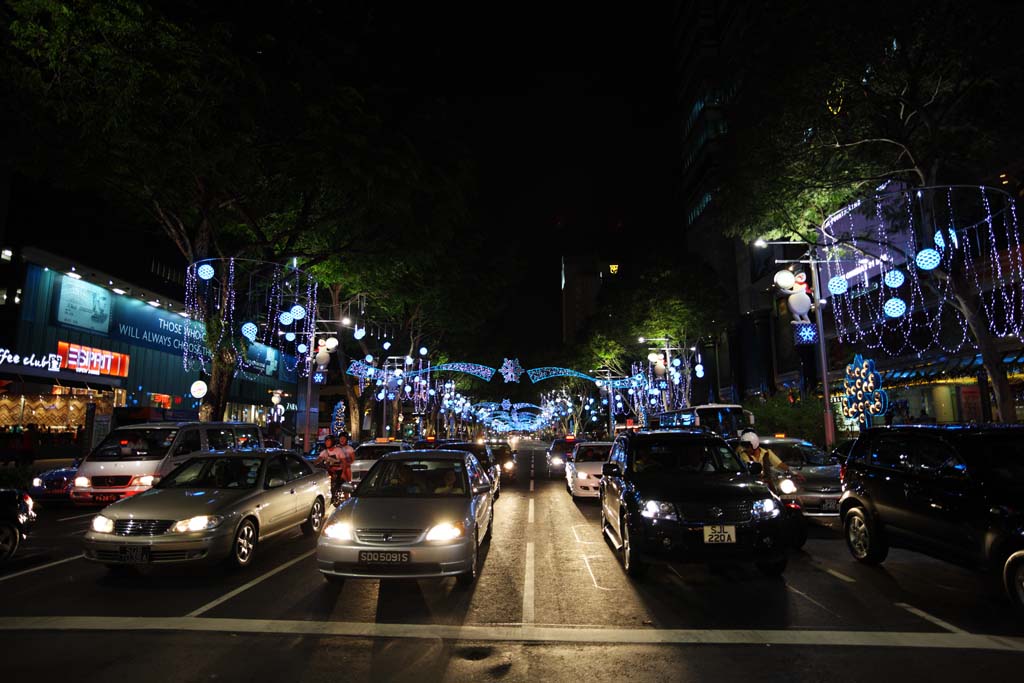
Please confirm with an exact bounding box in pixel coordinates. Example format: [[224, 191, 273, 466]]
[[0, 348, 62, 373], [57, 341, 130, 378]]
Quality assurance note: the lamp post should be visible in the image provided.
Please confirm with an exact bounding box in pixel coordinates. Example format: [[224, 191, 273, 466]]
[[755, 239, 836, 449]]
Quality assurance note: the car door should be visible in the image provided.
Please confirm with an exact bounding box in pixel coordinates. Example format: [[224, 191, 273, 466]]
[[467, 456, 492, 536], [902, 437, 976, 557], [862, 434, 915, 535], [285, 454, 319, 524], [161, 428, 203, 475], [601, 441, 626, 527], [261, 455, 296, 533]]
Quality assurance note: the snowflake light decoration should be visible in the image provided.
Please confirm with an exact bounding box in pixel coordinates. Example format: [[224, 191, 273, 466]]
[[499, 358, 525, 383]]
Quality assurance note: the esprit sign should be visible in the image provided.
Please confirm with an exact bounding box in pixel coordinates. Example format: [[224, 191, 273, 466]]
[[0, 348, 62, 372], [57, 341, 130, 378]]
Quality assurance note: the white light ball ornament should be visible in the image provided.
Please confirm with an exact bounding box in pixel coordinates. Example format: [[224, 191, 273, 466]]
[[325, 337, 339, 350], [241, 322, 258, 342], [883, 297, 907, 318], [353, 326, 366, 341], [915, 248, 942, 271], [827, 275, 848, 296], [190, 380, 208, 399], [197, 264, 215, 281], [289, 305, 306, 320], [695, 363, 705, 378], [278, 311, 293, 326], [884, 270, 905, 288], [773, 269, 796, 291]]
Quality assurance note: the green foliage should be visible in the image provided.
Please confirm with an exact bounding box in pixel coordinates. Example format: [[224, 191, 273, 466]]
[[743, 393, 827, 448]]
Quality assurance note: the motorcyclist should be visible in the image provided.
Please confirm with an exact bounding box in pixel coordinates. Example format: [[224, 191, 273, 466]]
[[314, 434, 355, 501], [735, 430, 792, 487]]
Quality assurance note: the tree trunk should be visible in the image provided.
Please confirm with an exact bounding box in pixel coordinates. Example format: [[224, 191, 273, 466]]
[[204, 348, 236, 421]]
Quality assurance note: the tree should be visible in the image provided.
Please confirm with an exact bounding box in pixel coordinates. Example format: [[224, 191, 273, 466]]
[[718, 0, 1024, 422]]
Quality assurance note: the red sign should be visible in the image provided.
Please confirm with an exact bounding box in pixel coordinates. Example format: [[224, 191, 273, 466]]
[[626, 419, 635, 427], [57, 341, 130, 378]]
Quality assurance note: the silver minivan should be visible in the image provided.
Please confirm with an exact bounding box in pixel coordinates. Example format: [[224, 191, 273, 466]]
[[71, 422, 263, 506]]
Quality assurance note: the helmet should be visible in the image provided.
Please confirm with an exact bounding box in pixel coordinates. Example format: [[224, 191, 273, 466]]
[[739, 431, 760, 450]]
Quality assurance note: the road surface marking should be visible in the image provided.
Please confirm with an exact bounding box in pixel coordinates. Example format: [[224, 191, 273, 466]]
[[824, 568, 856, 583], [529, 480, 534, 492], [57, 512, 98, 522], [5, 616, 1023, 651], [0, 554, 85, 583], [571, 524, 597, 544], [522, 541, 535, 624], [528, 499, 534, 524], [785, 584, 842, 619], [581, 554, 613, 591], [186, 550, 315, 617], [895, 602, 967, 634]]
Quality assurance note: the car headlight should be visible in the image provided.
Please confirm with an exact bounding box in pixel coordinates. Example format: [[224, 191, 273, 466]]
[[32, 477, 43, 488], [172, 515, 223, 533], [640, 499, 678, 521], [752, 498, 781, 520], [426, 521, 465, 542], [778, 478, 798, 495], [323, 521, 353, 541], [92, 515, 114, 533], [74, 476, 90, 488], [133, 475, 156, 487], [503, 461, 514, 471], [551, 456, 563, 466], [577, 472, 589, 480]]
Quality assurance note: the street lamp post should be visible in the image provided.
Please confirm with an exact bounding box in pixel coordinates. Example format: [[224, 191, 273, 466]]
[[756, 239, 836, 449]]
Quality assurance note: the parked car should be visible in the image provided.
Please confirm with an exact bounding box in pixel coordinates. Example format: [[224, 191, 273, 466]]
[[83, 450, 329, 570], [546, 436, 577, 478], [840, 425, 1024, 611], [0, 489, 36, 562], [600, 430, 788, 577], [72, 422, 264, 506], [317, 450, 494, 585], [30, 460, 80, 504], [352, 440, 410, 483], [565, 442, 612, 498]]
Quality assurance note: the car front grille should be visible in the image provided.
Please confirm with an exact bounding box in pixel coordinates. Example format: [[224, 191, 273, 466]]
[[91, 549, 203, 562], [93, 476, 132, 488], [676, 501, 752, 524], [355, 528, 423, 544], [46, 478, 70, 489], [113, 519, 175, 536]]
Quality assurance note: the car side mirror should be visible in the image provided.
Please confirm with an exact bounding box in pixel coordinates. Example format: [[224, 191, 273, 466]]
[[341, 482, 355, 494], [267, 477, 286, 489], [748, 461, 763, 477], [602, 462, 621, 477], [473, 483, 491, 495]]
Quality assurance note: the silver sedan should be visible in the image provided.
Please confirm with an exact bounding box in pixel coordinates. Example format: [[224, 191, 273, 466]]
[[317, 450, 494, 585], [83, 451, 330, 570]]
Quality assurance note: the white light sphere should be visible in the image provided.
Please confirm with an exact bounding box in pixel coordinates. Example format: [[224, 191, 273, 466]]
[[883, 297, 907, 318], [365, 354, 374, 363], [190, 380, 208, 399], [278, 311, 293, 326], [382, 341, 392, 350], [289, 304, 306, 320], [915, 248, 942, 271], [325, 337, 339, 350], [285, 332, 296, 342], [884, 270, 905, 288], [315, 350, 330, 366], [352, 327, 365, 340], [647, 352, 660, 364], [241, 322, 258, 342], [196, 264, 215, 281], [297, 343, 307, 353], [774, 269, 796, 290], [827, 275, 849, 295], [271, 394, 281, 405], [419, 346, 428, 356]]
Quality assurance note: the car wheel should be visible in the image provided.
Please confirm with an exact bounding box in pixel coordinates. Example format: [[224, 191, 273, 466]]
[[457, 530, 479, 586], [756, 557, 788, 577], [0, 522, 19, 562], [322, 573, 346, 586], [227, 519, 258, 569], [301, 497, 325, 537], [1004, 552, 1024, 614], [844, 507, 888, 564], [621, 516, 647, 577]]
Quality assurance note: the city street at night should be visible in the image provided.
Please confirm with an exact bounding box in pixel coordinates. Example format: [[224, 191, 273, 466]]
[[1, 444, 1021, 681]]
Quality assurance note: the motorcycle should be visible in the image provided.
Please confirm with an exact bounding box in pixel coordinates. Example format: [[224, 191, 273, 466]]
[[314, 462, 351, 507], [774, 474, 808, 550]]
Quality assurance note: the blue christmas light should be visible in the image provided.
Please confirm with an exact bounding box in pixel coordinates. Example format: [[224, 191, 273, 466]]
[[365, 354, 374, 363], [382, 341, 392, 350], [297, 343, 307, 353], [241, 322, 258, 342], [499, 358, 525, 383], [884, 270, 905, 288], [279, 311, 294, 326], [672, 357, 681, 367], [827, 275, 849, 295], [290, 304, 306, 320], [197, 263, 215, 280], [285, 332, 296, 342], [915, 248, 941, 271], [933, 230, 946, 250], [883, 297, 907, 318], [695, 363, 705, 378]]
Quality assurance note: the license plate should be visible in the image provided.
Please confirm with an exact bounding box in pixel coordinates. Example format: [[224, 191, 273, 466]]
[[94, 494, 118, 503], [118, 546, 150, 563], [359, 551, 410, 564], [821, 499, 839, 512], [702, 525, 736, 544]]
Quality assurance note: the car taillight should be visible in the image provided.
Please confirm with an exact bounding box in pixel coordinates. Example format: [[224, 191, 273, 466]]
[[839, 463, 846, 484], [22, 492, 34, 513]]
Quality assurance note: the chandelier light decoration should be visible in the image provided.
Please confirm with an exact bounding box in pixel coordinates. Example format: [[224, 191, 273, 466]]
[[184, 258, 318, 378], [820, 185, 1024, 356]]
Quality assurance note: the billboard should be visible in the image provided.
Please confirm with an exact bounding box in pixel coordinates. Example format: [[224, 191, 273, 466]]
[[57, 341, 131, 377], [56, 276, 112, 334]]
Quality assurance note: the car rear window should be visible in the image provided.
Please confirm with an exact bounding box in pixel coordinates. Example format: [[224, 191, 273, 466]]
[[575, 445, 611, 462], [355, 445, 400, 461]]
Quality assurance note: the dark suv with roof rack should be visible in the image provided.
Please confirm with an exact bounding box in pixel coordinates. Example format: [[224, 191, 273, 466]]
[[840, 425, 1024, 611]]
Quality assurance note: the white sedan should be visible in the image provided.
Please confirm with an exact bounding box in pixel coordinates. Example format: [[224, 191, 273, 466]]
[[565, 442, 613, 498]]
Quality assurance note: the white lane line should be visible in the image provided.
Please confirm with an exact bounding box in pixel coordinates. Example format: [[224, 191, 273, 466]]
[[57, 512, 98, 522], [529, 480, 534, 492], [528, 499, 535, 524], [522, 541, 535, 624], [0, 554, 85, 583], [5, 616, 1024, 651], [785, 584, 842, 619], [824, 568, 856, 584], [581, 554, 613, 592], [186, 550, 315, 617], [895, 602, 968, 634]]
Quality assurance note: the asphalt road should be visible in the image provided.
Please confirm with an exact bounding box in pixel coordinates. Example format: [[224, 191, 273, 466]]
[[1, 440, 1022, 682]]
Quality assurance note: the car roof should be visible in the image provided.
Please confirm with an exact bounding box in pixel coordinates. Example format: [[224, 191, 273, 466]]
[[381, 449, 472, 461], [186, 450, 280, 459], [862, 424, 1024, 435], [574, 441, 612, 447], [626, 429, 724, 440]]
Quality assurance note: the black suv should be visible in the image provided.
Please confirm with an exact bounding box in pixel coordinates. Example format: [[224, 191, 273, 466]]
[[599, 430, 788, 577], [840, 425, 1024, 611]]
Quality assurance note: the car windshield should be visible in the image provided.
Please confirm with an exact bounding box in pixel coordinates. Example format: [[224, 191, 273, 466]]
[[771, 442, 837, 467], [575, 445, 611, 462], [695, 407, 747, 436], [493, 444, 512, 460], [89, 428, 178, 462], [447, 443, 492, 466], [354, 445, 399, 461], [357, 459, 469, 497], [629, 440, 743, 474], [965, 434, 1024, 483], [550, 440, 574, 455], [159, 457, 263, 489]]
